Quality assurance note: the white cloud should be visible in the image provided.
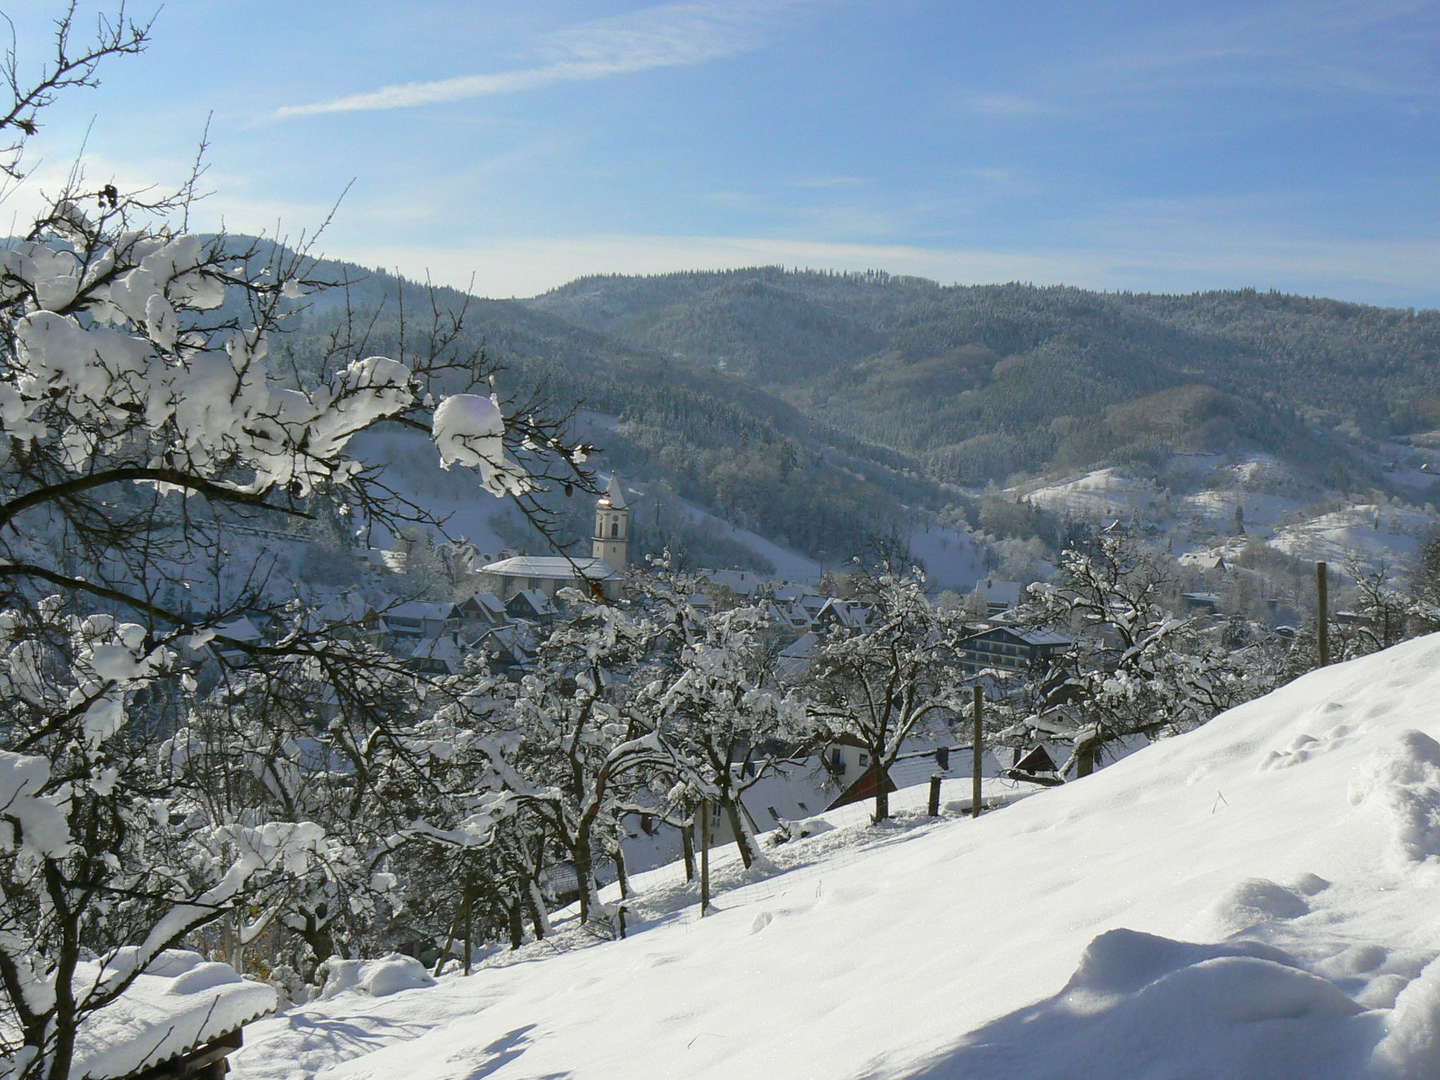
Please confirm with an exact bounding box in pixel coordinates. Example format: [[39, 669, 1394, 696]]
[[276, 0, 817, 119]]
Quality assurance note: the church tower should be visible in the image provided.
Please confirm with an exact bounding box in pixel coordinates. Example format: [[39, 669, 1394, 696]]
[[592, 474, 630, 569]]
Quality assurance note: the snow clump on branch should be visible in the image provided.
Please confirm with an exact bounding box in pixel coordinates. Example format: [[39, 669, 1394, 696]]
[[431, 392, 531, 497]]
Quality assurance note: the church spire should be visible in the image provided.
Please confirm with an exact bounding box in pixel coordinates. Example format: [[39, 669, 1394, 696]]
[[593, 474, 630, 568]]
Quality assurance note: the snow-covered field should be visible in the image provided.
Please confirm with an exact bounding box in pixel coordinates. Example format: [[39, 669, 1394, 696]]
[[1268, 503, 1434, 565], [1022, 467, 1163, 522], [233, 635, 1440, 1079]]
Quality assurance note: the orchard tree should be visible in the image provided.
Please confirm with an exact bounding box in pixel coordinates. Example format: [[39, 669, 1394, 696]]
[[637, 570, 807, 868], [1024, 531, 1260, 757], [463, 597, 674, 930], [805, 570, 968, 823]]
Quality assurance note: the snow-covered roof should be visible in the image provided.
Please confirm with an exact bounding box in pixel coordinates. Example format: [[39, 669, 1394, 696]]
[[46, 950, 275, 1080], [479, 556, 618, 580], [964, 625, 1074, 647], [214, 616, 262, 642], [384, 600, 454, 622], [699, 568, 769, 596], [816, 598, 873, 628], [737, 759, 832, 829], [457, 592, 509, 621], [508, 589, 558, 618], [884, 745, 1005, 791]]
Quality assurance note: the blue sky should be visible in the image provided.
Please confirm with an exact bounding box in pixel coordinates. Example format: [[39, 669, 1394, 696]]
[[5, 0, 1440, 305]]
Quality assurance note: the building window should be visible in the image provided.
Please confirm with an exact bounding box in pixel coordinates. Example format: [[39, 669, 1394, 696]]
[[610, 520, 619, 538]]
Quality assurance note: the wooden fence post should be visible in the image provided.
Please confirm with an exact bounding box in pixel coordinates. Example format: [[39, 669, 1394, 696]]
[[1317, 561, 1329, 667], [972, 686, 984, 819], [928, 774, 942, 816], [699, 799, 712, 917]]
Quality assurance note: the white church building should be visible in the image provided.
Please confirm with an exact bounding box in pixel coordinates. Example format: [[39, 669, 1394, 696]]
[[475, 475, 630, 601]]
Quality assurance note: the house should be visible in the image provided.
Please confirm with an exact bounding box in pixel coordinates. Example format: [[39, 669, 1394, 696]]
[[54, 950, 274, 1079], [823, 739, 1008, 811], [956, 625, 1074, 676], [469, 623, 534, 674], [379, 600, 454, 639], [209, 616, 263, 666], [505, 588, 558, 623], [397, 632, 466, 676], [452, 592, 509, 635], [813, 598, 874, 634], [969, 578, 1026, 616], [763, 598, 810, 634], [698, 568, 771, 601], [1180, 591, 1222, 613], [776, 631, 820, 681]]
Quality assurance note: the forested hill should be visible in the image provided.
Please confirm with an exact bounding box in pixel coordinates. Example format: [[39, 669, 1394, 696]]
[[529, 270, 1440, 487], [272, 246, 1440, 570], [270, 253, 946, 569]]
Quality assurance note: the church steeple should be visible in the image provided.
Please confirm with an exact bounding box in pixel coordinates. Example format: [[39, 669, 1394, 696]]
[[592, 474, 630, 569]]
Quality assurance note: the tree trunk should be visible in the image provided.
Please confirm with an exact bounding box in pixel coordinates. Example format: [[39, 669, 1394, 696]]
[[680, 818, 697, 882], [723, 795, 756, 869], [873, 761, 890, 823], [507, 896, 524, 950], [300, 914, 336, 983], [613, 836, 629, 900], [462, 878, 474, 976], [525, 880, 550, 941]]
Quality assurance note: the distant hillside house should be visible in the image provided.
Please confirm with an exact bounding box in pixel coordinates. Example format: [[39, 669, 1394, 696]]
[[957, 626, 1074, 675]]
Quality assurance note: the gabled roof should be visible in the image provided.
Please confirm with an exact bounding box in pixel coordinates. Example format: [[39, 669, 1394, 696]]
[[816, 597, 873, 628], [700, 568, 768, 596], [507, 589, 558, 616], [963, 625, 1074, 647], [384, 600, 454, 622]]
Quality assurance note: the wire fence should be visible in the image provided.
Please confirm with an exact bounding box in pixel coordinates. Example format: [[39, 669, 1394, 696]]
[[604, 778, 1037, 937]]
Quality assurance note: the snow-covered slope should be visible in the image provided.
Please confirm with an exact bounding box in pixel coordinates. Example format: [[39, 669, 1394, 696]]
[[234, 636, 1440, 1079], [1268, 503, 1434, 565]]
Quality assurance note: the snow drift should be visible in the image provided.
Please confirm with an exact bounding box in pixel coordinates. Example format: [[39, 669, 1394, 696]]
[[236, 634, 1440, 1079]]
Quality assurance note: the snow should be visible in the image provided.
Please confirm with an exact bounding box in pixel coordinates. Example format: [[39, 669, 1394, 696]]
[[1268, 503, 1433, 565], [431, 393, 529, 497], [318, 956, 436, 1001], [0, 751, 71, 858], [230, 633, 1440, 1078], [905, 519, 987, 590], [46, 950, 274, 1080], [1023, 467, 1163, 522]]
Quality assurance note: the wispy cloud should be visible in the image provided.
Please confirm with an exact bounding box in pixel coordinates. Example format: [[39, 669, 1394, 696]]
[[961, 93, 1050, 116], [956, 1, 1440, 125], [276, 0, 815, 119], [787, 175, 870, 189]]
